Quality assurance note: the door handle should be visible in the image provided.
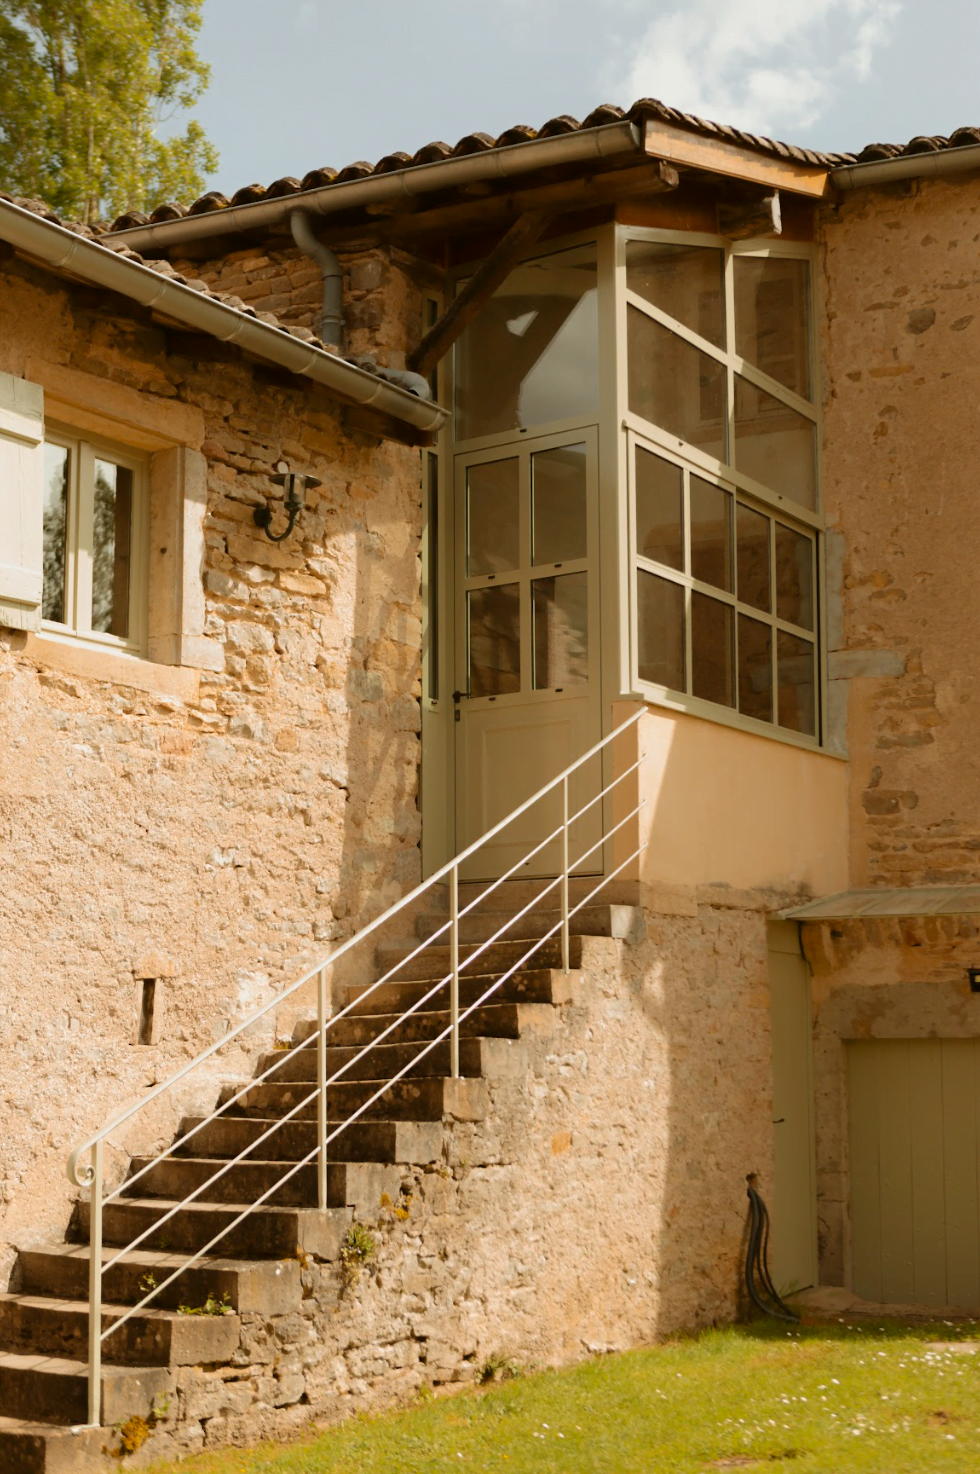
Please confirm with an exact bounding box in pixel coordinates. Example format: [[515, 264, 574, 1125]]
[[452, 689, 470, 722], [772, 1118, 785, 1125]]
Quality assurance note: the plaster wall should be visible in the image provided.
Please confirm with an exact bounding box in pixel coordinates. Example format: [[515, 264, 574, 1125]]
[[0, 257, 427, 1280], [820, 174, 980, 888], [614, 705, 849, 902]]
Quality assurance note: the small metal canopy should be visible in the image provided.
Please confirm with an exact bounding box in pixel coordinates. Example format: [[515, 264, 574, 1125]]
[[779, 886, 980, 921]]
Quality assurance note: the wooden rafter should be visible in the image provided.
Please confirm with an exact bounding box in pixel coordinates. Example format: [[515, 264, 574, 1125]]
[[407, 209, 553, 378]]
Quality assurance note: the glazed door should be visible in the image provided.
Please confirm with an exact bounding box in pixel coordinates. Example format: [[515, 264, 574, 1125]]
[[453, 428, 601, 880]]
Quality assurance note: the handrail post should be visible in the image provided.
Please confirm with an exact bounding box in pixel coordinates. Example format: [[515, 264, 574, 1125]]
[[561, 776, 570, 974], [450, 865, 460, 1078], [317, 966, 328, 1212], [87, 1139, 103, 1427]]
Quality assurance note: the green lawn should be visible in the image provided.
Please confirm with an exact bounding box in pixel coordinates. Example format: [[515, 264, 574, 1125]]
[[151, 1317, 980, 1474]]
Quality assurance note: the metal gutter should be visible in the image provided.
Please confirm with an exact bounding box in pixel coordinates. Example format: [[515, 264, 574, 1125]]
[[106, 121, 643, 253], [0, 198, 448, 434], [832, 143, 980, 190]]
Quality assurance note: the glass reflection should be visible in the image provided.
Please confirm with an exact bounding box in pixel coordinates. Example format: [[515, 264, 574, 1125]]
[[734, 373, 816, 508], [42, 443, 69, 624], [775, 523, 814, 631], [692, 592, 735, 707], [532, 443, 587, 565], [736, 503, 770, 613], [467, 459, 519, 576], [533, 573, 588, 688], [637, 570, 685, 692], [92, 458, 132, 638], [626, 240, 726, 348], [468, 584, 520, 697], [635, 447, 683, 571], [738, 614, 772, 723], [628, 308, 727, 462], [690, 476, 733, 592], [777, 630, 816, 735], [455, 244, 598, 441], [734, 256, 811, 400]]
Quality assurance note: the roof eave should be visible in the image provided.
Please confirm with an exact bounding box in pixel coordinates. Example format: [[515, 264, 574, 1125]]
[[105, 121, 645, 254], [0, 198, 447, 435]]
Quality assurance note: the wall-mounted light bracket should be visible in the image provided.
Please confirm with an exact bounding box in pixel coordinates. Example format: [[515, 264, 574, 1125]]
[[254, 460, 322, 543], [969, 968, 980, 994]]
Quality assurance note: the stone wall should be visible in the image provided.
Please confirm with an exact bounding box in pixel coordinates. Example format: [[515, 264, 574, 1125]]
[[131, 914, 773, 1464], [804, 914, 980, 1284], [820, 174, 980, 887], [0, 253, 427, 1279]]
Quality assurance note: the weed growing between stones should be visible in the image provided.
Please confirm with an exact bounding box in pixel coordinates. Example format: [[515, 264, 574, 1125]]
[[479, 1352, 520, 1384], [178, 1291, 233, 1316], [340, 1221, 376, 1290]]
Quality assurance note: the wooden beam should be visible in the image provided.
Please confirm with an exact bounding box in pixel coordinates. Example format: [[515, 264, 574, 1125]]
[[643, 118, 831, 199], [325, 159, 679, 246], [716, 191, 782, 239], [408, 209, 553, 377]]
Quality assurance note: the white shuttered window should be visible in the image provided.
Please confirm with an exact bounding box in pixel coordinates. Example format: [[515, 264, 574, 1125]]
[[0, 371, 44, 631]]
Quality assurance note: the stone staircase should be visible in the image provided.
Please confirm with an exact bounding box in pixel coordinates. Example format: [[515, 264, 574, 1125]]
[[0, 883, 640, 1471]]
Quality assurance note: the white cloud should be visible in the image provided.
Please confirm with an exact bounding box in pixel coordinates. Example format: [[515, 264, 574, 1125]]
[[603, 0, 900, 138]]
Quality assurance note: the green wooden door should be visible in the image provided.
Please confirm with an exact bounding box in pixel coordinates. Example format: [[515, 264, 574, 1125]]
[[768, 922, 818, 1294], [848, 1039, 980, 1307]]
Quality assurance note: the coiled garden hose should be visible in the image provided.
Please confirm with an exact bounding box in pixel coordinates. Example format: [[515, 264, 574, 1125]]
[[745, 1185, 801, 1324]]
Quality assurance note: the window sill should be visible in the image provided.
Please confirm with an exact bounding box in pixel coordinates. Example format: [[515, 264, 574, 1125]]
[[21, 631, 201, 701]]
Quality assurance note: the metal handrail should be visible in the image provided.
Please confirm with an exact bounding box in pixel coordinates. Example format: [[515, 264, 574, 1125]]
[[68, 707, 645, 1426]]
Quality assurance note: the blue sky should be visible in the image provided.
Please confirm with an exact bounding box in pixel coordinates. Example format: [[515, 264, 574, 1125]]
[[187, 0, 980, 196]]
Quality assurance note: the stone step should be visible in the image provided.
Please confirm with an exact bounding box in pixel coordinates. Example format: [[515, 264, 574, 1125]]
[[415, 902, 641, 945], [338, 968, 578, 1018], [216, 1074, 488, 1126], [17, 1245, 300, 1317], [255, 1034, 486, 1084], [0, 1351, 171, 1427], [0, 1294, 240, 1368], [305, 1001, 521, 1051], [175, 1115, 443, 1166], [374, 933, 582, 982], [0, 1415, 107, 1474], [126, 1155, 406, 1214], [77, 1198, 351, 1260]]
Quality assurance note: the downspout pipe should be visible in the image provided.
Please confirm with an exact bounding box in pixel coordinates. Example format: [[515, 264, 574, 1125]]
[[290, 209, 344, 352], [289, 208, 433, 401], [832, 142, 980, 190], [0, 197, 447, 433]]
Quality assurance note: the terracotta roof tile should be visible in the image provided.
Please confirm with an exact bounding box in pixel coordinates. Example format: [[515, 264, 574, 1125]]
[[21, 96, 980, 237]]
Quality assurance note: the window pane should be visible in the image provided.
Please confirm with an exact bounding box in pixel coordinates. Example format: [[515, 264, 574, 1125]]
[[92, 458, 132, 638], [777, 630, 816, 736], [533, 572, 588, 688], [455, 244, 598, 440], [692, 592, 734, 708], [635, 447, 683, 571], [467, 458, 519, 576], [532, 443, 587, 565], [637, 570, 685, 691], [42, 443, 69, 624], [626, 240, 726, 348], [628, 307, 726, 462], [690, 476, 733, 592], [738, 614, 772, 723], [734, 256, 811, 400], [736, 503, 770, 612], [734, 373, 816, 508], [775, 523, 814, 630], [468, 584, 520, 697]]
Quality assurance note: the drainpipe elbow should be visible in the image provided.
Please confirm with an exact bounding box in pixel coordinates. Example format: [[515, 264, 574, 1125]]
[[290, 208, 344, 354]]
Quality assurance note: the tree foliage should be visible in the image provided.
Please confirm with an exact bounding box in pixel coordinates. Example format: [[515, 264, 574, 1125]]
[[0, 0, 217, 222]]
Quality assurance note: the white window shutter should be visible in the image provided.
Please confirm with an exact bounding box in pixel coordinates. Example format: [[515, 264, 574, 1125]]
[[0, 371, 44, 631]]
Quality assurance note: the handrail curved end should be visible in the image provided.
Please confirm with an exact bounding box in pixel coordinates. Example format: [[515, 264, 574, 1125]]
[[67, 1144, 95, 1189]]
